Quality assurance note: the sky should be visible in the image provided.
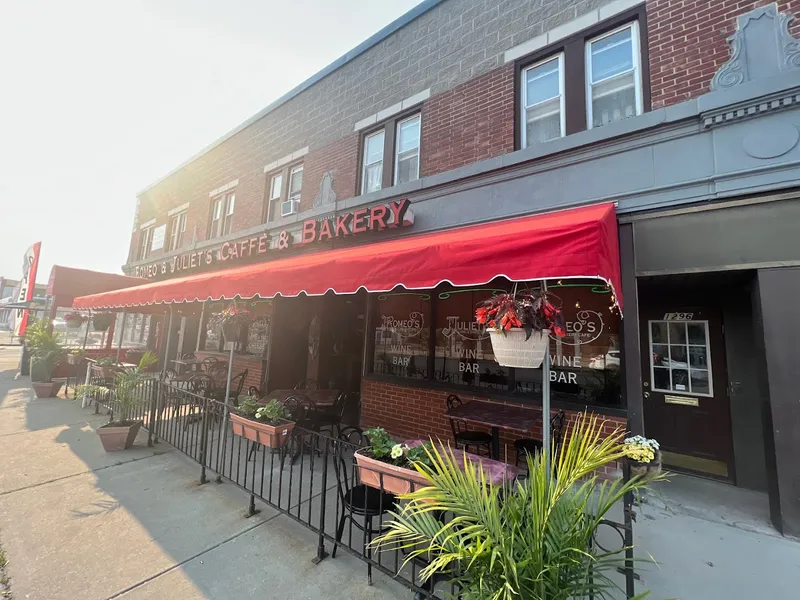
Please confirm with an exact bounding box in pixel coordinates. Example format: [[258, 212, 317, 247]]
[[0, 0, 423, 284]]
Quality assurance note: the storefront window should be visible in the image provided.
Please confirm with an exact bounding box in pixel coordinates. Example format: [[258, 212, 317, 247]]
[[372, 291, 431, 379], [245, 301, 273, 356], [201, 300, 272, 354], [433, 285, 510, 390]]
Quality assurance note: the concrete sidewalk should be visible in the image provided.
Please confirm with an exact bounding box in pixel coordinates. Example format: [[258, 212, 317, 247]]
[[0, 346, 406, 600]]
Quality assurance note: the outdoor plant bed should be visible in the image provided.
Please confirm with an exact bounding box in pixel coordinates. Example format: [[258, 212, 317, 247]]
[[32, 381, 64, 399], [97, 421, 142, 451], [91, 312, 115, 331], [92, 356, 118, 379], [356, 428, 431, 495], [230, 397, 295, 448], [476, 288, 565, 368]]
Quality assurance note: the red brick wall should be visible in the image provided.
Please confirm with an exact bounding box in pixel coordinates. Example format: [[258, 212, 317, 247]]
[[647, 0, 800, 108], [421, 63, 515, 177], [299, 135, 360, 214], [194, 351, 265, 393], [360, 378, 626, 478]]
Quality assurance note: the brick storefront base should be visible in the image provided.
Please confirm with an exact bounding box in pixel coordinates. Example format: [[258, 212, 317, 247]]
[[360, 378, 627, 479]]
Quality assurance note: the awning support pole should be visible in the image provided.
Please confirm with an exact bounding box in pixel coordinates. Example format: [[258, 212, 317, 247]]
[[542, 280, 551, 488], [224, 300, 236, 404], [116, 310, 127, 363], [161, 307, 174, 378], [196, 302, 206, 353], [81, 310, 90, 350]]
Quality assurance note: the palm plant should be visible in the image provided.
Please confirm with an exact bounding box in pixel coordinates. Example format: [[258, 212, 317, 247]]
[[372, 413, 659, 600], [24, 321, 66, 383]]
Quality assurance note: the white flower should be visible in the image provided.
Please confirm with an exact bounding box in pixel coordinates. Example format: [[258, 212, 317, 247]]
[[390, 443, 405, 459]]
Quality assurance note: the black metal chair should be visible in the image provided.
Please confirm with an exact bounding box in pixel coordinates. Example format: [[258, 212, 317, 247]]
[[293, 378, 319, 390], [183, 374, 217, 430], [446, 394, 493, 455], [211, 369, 248, 406], [331, 426, 397, 585], [247, 385, 261, 398], [200, 357, 218, 372], [514, 410, 567, 467], [311, 391, 357, 437]]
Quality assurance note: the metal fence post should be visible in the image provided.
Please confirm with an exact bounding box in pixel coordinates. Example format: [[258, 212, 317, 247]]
[[623, 460, 635, 598], [313, 437, 331, 564], [147, 379, 158, 447], [199, 395, 209, 484]]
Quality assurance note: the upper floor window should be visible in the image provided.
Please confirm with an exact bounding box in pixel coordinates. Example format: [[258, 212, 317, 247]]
[[358, 111, 421, 195], [516, 11, 647, 149], [265, 163, 303, 220], [168, 211, 187, 252], [362, 130, 385, 194], [210, 192, 235, 239], [269, 173, 283, 203], [138, 226, 153, 261], [394, 115, 421, 185], [521, 54, 565, 147], [586, 23, 642, 129]]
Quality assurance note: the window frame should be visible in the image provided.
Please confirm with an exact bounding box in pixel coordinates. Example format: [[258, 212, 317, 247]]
[[513, 5, 649, 149], [585, 21, 643, 130], [209, 191, 235, 239], [168, 211, 187, 252], [393, 114, 421, 186], [264, 162, 303, 222], [361, 129, 386, 195], [357, 107, 423, 196], [138, 225, 153, 261], [648, 319, 714, 398], [520, 53, 566, 149]]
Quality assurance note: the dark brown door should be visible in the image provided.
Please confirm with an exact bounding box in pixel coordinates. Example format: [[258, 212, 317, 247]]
[[640, 305, 734, 480]]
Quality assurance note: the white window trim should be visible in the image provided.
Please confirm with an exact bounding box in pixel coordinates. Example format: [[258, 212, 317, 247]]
[[648, 319, 714, 398], [269, 172, 283, 201], [585, 21, 643, 130], [393, 114, 421, 186], [288, 165, 303, 201], [362, 129, 385, 194], [168, 211, 187, 252], [520, 53, 566, 149], [138, 226, 153, 261]]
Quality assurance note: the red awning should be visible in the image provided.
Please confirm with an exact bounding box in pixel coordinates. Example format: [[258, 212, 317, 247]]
[[73, 202, 623, 310], [47, 265, 142, 310]]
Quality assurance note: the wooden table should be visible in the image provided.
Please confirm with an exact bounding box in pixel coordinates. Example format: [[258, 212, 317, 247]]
[[446, 401, 542, 460], [264, 389, 340, 409], [171, 358, 200, 374]]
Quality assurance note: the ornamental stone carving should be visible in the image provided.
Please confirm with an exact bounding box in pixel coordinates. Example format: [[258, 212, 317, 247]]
[[312, 172, 337, 209], [712, 5, 800, 91]]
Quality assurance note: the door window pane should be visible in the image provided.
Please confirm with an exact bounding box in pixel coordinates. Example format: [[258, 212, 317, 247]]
[[522, 55, 564, 147], [649, 319, 713, 396]]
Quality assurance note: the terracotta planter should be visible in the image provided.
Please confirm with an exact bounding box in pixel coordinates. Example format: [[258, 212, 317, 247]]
[[488, 328, 549, 369], [629, 451, 662, 479], [97, 421, 142, 451], [67, 354, 84, 366], [32, 381, 64, 399], [92, 365, 118, 379], [355, 450, 430, 495], [230, 413, 294, 448]]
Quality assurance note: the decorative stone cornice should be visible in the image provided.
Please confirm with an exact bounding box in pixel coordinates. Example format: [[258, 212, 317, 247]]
[[703, 89, 800, 128]]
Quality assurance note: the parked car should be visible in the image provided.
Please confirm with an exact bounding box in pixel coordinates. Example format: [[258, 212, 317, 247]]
[[589, 350, 620, 370]]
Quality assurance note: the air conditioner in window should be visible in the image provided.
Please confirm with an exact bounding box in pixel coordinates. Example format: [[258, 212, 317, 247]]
[[280, 198, 300, 217]]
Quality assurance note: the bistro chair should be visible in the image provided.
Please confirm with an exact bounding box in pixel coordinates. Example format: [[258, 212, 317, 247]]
[[200, 357, 218, 372], [211, 369, 248, 406], [183, 374, 217, 430], [293, 378, 319, 391], [311, 391, 358, 437], [514, 410, 567, 467], [181, 352, 196, 360], [331, 426, 397, 585], [247, 386, 261, 398], [446, 394, 493, 456]]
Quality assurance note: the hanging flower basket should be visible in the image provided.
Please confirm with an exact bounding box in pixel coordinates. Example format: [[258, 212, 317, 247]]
[[476, 288, 564, 369], [489, 328, 549, 369], [628, 451, 662, 479], [92, 313, 114, 331], [209, 305, 256, 344], [64, 312, 86, 329]]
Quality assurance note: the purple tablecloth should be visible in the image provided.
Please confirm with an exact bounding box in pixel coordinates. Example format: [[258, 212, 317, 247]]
[[404, 440, 521, 485]]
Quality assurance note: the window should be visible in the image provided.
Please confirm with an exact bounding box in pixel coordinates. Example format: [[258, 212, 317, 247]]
[[649, 320, 713, 396], [210, 192, 235, 238], [269, 173, 283, 201], [288, 165, 303, 203], [372, 291, 431, 379], [394, 115, 421, 185], [168, 211, 187, 252], [359, 111, 421, 195], [138, 226, 153, 261], [586, 23, 642, 128], [362, 130, 385, 194], [521, 55, 565, 147]]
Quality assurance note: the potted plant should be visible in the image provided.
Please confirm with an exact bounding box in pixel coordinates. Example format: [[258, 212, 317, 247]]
[[373, 414, 662, 599], [27, 329, 67, 398], [91, 312, 115, 332], [229, 396, 295, 448], [475, 288, 566, 368], [67, 348, 87, 366], [92, 355, 118, 379], [78, 351, 158, 451], [125, 349, 144, 365], [209, 305, 256, 343], [622, 435, 662, 479], [63, 312, 86, 329], [355, 428, 432, 495]]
